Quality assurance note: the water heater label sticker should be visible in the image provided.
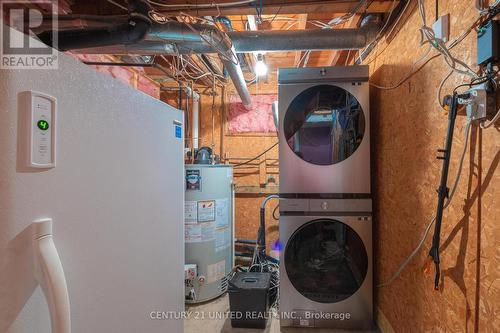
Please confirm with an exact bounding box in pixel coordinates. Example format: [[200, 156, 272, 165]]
[[201, 222, 215, 241], [207, 260, 226, 284], [215, 198, 229, 228], [185, 201, 198, 224], [185, 224, 202, 243], [198, 200, 215, 222], [186, 170, 201, 191], [215, 227, 230, 252]]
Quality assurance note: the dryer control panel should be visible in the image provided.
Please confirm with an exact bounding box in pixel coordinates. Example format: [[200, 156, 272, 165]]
[[280, 198, 372, 214]]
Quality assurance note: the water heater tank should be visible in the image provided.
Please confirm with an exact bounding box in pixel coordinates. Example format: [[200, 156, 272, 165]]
[[184, 164, 234, 303]]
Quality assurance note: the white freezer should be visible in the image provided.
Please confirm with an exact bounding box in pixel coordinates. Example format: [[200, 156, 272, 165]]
[[0, 25, 185, 333]]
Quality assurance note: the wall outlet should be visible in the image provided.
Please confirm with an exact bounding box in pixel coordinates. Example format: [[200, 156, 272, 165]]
[[433, 14, 450, 42]]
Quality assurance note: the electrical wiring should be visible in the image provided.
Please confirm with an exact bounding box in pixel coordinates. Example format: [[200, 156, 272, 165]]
[[147, 0, 255, 8], [179, 54, 225, 82], [436, 69, 454, 111], [326, 0, 369, 27], [357, 0, 400, 64], [183, 14, 239, 65], [416, 0, 478, 79], [480, 108, 500, 128], [367, 0, 498, 88], [369, 45, 434, 90], [232, 142, 278, 167], [378, 119, 472, 288], [294, 0, 374, 68], [369, 8, 486, 91], [302, 51, 312, 68], [363, 3, 411, 66], [452, 68, 500, 95]]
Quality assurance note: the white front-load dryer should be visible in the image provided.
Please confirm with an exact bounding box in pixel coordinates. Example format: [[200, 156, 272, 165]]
[[278, 66, 370, 196], [279, 198, 373, 330]]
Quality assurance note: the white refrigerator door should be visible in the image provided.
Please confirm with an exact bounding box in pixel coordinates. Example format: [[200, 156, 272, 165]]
[[0, 29, 184, 333]]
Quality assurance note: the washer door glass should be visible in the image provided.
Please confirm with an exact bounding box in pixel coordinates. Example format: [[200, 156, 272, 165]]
[[285, 219, 368, 303], [283, 85, 365, 165]]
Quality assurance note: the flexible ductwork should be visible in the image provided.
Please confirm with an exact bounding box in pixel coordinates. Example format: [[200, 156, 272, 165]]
[[65, 14, 381, 54], [37, 1, 152, 51], [228, 16, 380, 52], [36, 5, 252, 106]]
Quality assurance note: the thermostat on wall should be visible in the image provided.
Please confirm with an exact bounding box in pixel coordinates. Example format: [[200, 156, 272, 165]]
[[21, 91, 57, 169]]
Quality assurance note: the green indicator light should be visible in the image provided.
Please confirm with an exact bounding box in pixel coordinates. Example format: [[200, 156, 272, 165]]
[[37, 120, 49, 131]]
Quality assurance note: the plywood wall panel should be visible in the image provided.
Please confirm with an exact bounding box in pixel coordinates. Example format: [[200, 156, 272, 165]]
[[371, 0, 499, 332]]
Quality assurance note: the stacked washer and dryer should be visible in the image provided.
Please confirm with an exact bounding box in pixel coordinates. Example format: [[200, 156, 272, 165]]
[[278, 66, 373, 330]]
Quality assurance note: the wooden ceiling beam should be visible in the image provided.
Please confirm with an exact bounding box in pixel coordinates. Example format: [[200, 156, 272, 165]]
[[293, 14, 308, 67], [324, 13, 362, 66], [153, 0, 398, 16]]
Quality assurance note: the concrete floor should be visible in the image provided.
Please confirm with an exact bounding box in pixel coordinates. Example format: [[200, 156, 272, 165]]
[[184, 294, 379, 333]]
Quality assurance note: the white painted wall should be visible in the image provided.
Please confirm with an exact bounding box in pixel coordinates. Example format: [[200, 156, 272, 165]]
[[0, 25, 184, 333]]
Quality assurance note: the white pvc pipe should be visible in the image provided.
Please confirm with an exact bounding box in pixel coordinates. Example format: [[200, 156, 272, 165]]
[[191, 91, 200, 151], [32, 218, 71, 333]]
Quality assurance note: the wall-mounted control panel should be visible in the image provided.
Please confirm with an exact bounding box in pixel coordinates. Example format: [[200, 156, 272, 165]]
[[21, 91, 57, 169]]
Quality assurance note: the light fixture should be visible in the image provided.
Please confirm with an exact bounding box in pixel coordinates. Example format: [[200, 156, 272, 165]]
[[255, 53, 268, 76]]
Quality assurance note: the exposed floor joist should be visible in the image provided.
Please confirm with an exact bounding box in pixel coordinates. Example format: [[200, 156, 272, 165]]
[[292, 14, 308, 67], [154, 0, 398, 16], [324, 13, 363, 66]]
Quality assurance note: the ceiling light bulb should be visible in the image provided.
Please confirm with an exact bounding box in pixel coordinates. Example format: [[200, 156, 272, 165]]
[[255, 54, 268, 76]]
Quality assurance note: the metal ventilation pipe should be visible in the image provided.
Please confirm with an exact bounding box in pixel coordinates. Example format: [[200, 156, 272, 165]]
[[37, 14, 381, 107], [37, 16, 253, 106], [228, 15, 380, 52], [147, 20, 253, 105], [190, 89, 200, 150], [67, 15, 381, 54]]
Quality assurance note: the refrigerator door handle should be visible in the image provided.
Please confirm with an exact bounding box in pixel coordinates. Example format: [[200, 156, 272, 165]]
[[32, 218, 71, 333]]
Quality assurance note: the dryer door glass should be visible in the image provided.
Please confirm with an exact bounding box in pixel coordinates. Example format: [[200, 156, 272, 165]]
[[283, 84, 365, 165], [285, 219, 368, 303]]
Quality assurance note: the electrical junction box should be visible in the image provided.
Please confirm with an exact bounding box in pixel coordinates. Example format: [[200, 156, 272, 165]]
[[432, 14, 450, 42], [477, 20, 499, 65], [184, 264, 197, 280], [19, 91, 57, 169], [459, 83, 497, 122], [459, 86, 487, 121]]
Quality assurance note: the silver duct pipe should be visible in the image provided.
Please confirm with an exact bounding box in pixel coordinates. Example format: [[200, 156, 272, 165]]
[[229, 15, 380, 52], [38, 18, 252, 106], [220, 52, 251, 106], [149, 21, 252, 105], [228, 25, 378, 53], [44, 15, 381, 106], [72, 15, 380, 54]]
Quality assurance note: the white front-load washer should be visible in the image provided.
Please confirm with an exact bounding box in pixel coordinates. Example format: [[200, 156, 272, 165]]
[[279, 198, 373, 330], [278, 66, 370, 196]]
